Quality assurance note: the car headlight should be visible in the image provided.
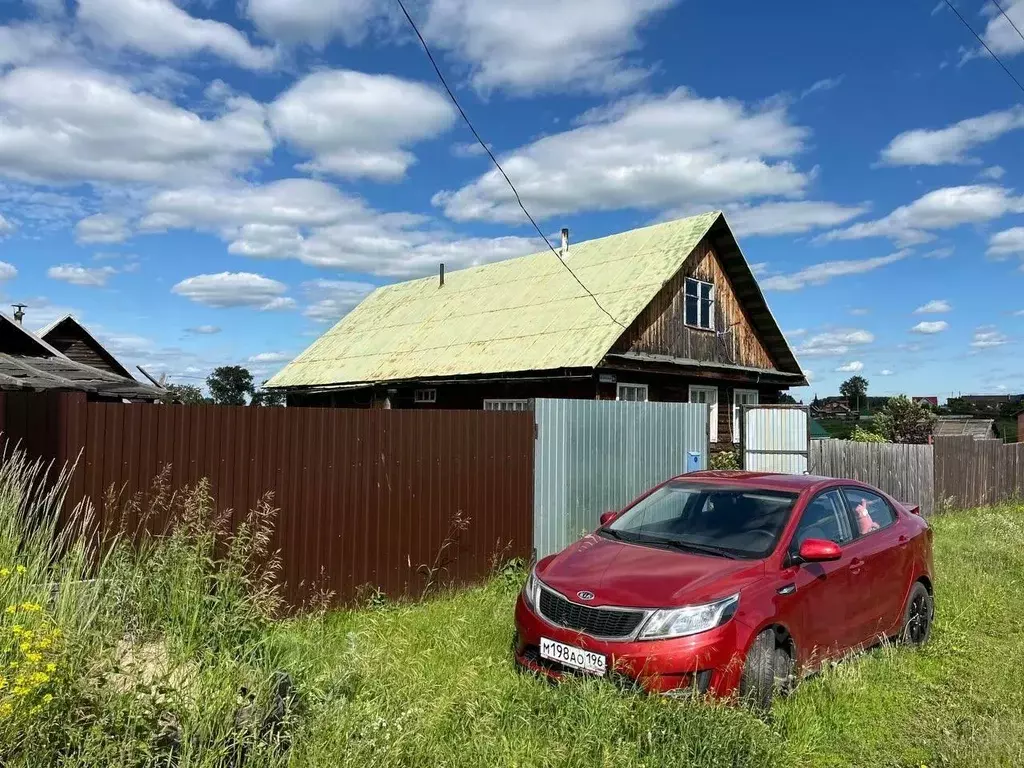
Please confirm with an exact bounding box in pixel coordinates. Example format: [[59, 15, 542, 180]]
[[522, 566, 543, 613], [639, 594, 739, 640]]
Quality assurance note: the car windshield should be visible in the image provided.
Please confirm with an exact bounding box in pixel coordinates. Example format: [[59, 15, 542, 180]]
[[605, 482, 798, 559]]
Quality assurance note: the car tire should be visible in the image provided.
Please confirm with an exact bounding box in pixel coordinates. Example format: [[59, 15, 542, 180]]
[[740, 629, 789, 709], [899, 581, 934, 646]]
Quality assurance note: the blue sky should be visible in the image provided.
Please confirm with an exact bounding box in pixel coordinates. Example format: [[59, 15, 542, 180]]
[[0, 0, 1022, 400]]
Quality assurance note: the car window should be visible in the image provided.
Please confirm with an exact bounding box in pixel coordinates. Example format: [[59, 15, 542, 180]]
[[790, 490, 853, 550], [841, 488, 897, 536], [606, 482, 798, 559]]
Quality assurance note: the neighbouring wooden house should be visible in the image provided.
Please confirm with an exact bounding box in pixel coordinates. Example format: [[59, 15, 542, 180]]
[[912, 396, 938, 407], [267, 212, 806, 449], [38, 314, 136, 379], [810, 400, 855, 420], [0, 312, 161, 401]]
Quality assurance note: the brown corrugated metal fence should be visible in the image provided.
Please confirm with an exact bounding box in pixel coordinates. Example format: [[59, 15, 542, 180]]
[[1, 392, 534, 606]]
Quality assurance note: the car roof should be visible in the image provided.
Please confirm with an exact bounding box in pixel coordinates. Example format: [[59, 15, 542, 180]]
[[678, 470, 837, 493]]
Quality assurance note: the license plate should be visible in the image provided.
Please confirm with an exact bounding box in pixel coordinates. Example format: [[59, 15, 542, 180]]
[[540, 637, 607, 676]]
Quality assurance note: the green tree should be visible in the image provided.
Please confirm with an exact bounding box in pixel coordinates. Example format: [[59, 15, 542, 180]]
[[778, 393, 798, 405], [839, 375, 869, 412], [206, 366, 254, 406], [875, 395, 935, 444], [162, 383, 208, 405], [251, 380, 286, 407]]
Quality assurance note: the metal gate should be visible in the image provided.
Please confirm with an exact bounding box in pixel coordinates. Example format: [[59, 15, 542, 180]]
[[740, 404, 810, 474], [533, 399, 709, 557]]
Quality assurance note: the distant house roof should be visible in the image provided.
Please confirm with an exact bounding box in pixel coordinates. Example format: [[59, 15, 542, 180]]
[[933, 416, 998, 440], [267, 212, 805, 390], [38, 315, 134, 379], [0, 313, 161, 400], [913, 396, 938, 406]]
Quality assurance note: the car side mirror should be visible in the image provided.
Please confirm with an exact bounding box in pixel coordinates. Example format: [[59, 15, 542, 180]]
[[599, 511, 618, 527], [796, 538, 842, 563]]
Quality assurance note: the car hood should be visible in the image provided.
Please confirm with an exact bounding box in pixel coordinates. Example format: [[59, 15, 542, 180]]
[[537, 533, 765, 609]]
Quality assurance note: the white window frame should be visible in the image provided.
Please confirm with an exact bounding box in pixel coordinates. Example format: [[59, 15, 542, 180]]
[[414, 388, 437, 404], [483, 399, 531, 412], [684, 277, 715, 331], [732, 389, 759, 444], [616, 382, 649, 402], [689, 384, 719, 442]]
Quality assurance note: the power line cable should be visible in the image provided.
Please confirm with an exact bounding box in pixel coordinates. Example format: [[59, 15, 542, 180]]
[[990, 0, 1024, 48], [940, 0, 1024, 96], [392, 0, 627, 329]]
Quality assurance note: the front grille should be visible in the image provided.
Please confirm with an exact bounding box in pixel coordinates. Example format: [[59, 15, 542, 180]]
[[538, 588, 645, 638]]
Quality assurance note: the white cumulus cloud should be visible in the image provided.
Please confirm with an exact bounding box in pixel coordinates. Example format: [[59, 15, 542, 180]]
[[172, 272, 295, 310], [795, 329, 874, 358], [971, 326, 1009, 348], [75, 214, 130, 244], [0, 65, 272, 186], [914, 299, 951, 314], [879, 107, 1024, 166], [436, 88, 811, 223], [761, 251, 908, 291], [268, 70, 456, 181], [911, 321, 949, 334], [980, 0, 1024, 58], [705, 200, 870, 237], [303, 279, 377, 323], [987, 227, 1024, 259], [820, 185, 1024, 245], [245, 0, 384, 47], [835, 361, 864, 373], [423, 0, 676, 95], [78, 0, 278, 70], [0, 261, 17, 281], [47, 264, 119, 287]]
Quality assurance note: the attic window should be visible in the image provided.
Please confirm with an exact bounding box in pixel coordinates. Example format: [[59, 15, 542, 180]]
[[414, 388, 437, 404], [685, 277, 715, 331]]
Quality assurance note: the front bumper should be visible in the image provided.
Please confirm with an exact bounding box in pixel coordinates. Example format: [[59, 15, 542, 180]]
[[513, 593, 748, 696]]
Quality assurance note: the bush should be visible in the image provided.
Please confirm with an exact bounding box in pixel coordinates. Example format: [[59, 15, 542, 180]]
[[709, 450, 740, 470], [849, 427, 886, 443], [875, 395, 936, 444]]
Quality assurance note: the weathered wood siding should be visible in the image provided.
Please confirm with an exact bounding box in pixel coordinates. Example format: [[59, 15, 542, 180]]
[[612, 237, 777, 370], [47, 336, 118, 375]]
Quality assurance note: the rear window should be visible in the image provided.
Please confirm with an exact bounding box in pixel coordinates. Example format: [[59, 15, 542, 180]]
[[606, 482, 798, 559]]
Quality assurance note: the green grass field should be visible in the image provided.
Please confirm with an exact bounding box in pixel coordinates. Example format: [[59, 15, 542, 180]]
[[2, 446, 1023, 766], [274, 501, 1024, 768]]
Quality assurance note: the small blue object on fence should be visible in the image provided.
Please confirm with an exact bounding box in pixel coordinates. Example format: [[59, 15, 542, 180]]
[[687, 451, 701, 472]]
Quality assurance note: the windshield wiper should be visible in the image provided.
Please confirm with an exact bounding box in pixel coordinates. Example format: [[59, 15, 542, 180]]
[[599, 527, 628, 541], [654, 539, 739, 559]]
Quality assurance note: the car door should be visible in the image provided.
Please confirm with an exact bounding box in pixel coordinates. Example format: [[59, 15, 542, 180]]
[[838, 487, 908, 644], [777, 489, 857, 668]]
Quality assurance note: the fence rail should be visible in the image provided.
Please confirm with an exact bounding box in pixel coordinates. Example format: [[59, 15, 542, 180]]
[[0, 392, 534, 606], [809, 440, 935, 515]]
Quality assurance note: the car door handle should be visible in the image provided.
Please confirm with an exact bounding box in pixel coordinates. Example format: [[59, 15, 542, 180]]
[[849, 557, 864, 574], [898, 534, 909, 546], [776, 583, 796, 596]]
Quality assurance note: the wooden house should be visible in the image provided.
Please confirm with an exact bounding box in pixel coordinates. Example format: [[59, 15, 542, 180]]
[[267, 212, 806, 449]]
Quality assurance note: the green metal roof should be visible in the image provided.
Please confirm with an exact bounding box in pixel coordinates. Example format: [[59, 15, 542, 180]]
[[268, 212, 781, 389]]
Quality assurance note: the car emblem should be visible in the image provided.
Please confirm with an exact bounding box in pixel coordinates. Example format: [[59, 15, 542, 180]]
[[577, 590, 595, 601]]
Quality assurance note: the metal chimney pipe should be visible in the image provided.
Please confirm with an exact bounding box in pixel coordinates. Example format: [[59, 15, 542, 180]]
[[439, 262, 445, 288], [11, 303, 26, 326], [560, 228, 569, 258]]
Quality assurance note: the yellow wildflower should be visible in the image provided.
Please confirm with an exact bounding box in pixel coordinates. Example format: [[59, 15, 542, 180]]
[[12, 686, 28, 696], [10, 625, 22, 635], [0, 676, 6, 689], [0, 568, 9, 578], [45, 663, 55, 673], [20, 603, 41, 613], [18, 642, 29, 653], [25, 652, 41, 663], [15, 565, 25, 574], [0, 702, 12, 718], [4, 605, 14, 615], [8, 662, 18, 669], [42, 693, 52, 703]]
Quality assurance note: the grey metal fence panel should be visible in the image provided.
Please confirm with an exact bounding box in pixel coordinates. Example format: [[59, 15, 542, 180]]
[[533, 399, 709, 557], [742, 405, 810, 474]]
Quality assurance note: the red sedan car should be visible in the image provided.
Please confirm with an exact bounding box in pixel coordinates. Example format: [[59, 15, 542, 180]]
[[513, 471, 934, 706]]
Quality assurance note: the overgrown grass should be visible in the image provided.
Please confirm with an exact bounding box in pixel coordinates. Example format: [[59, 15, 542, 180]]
[[2, 440, 1023, 766]]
